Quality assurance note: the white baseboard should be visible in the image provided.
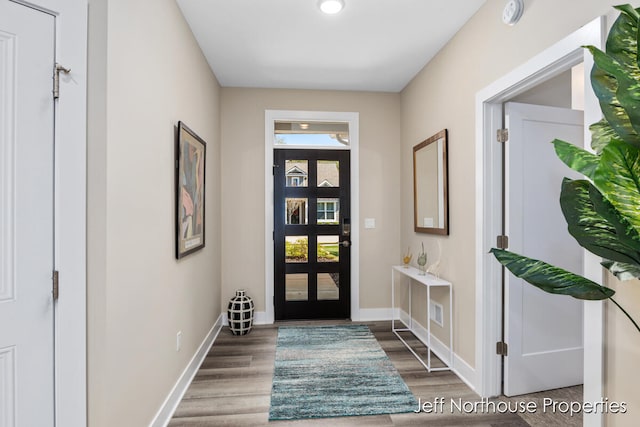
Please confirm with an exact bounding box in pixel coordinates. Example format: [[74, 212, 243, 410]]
[[358, 308, 395, 321], [150, 314, 224, 427], [222, 310, 269, 326], [397, 310, 476, 393]]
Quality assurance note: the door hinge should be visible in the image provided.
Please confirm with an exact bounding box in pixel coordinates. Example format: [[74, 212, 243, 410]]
[[496, 235, 509, 249], [52, 270, 59, 301], [497, 128, 509, 143], [272, 164, 279, 175], [496, 341, 508, 356], [53, 63, 71, 100]]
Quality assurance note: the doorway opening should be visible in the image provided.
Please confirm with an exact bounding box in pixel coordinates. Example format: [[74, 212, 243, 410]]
[[265, 111, 360, 323], [475, 16, 604, 425]]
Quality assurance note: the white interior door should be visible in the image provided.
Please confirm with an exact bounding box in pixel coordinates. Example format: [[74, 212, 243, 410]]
[[504, 102, 584, 396], [0, 2, 55, 425]]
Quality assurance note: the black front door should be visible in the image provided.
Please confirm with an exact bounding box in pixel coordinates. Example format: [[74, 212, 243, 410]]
[[274, 149, 351, 320]]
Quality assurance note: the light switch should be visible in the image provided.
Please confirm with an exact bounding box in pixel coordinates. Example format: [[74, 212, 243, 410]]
[[364, 218, 376, 229]]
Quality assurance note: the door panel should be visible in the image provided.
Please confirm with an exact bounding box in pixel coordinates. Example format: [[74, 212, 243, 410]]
[[274, 149, 350, 320], [504, 102, 584, 396], [0, 2, 55, 425]]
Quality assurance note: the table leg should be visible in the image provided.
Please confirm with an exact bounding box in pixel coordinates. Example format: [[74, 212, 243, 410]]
[[427, 284, 431, 370]]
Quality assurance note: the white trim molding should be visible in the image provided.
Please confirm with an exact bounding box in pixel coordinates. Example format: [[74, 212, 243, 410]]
[[474, 16, 605, 426], [151, 314, 225, 427], [264, 110, 360, 323], [358, 308, 394, 322]]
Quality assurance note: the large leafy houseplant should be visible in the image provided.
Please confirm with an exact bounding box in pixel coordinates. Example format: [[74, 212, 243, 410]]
[[491, 4, 640, 333]]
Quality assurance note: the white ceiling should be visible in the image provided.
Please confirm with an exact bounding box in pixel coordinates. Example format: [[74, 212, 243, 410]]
[[176, 0, 486, 93]]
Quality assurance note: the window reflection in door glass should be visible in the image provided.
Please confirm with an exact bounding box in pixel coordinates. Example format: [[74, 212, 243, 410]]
[[317, 199, 339, 225], [285, 160, 308, 187], [317, 160, 339, 187], [286, 198, 308, 225]]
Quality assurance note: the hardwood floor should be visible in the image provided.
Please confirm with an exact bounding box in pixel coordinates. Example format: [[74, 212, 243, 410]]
[[169, 321, 580, 426]]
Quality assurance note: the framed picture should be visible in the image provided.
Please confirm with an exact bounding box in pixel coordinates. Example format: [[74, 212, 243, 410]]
[[176, 121, 206, 258]]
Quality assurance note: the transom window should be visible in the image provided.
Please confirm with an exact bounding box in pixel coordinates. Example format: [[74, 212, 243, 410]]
[[274, 121, 349, 147]]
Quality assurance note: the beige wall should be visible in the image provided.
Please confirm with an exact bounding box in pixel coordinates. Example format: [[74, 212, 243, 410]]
[[220, 88, 401, 314], [401, 0, 639, 424], [606, 277, 640, 426], [87, 0, 222, 426]]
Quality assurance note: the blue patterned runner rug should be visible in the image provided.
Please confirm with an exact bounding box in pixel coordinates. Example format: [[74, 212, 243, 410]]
[[268, 324, 418, 420]]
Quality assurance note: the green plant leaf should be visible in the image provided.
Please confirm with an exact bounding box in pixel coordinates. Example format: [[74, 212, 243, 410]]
[[490, 248, 615, 300], [588, 179, 640, 253], [587, 46, 640, 144], [608, 5, 640, 69], [588, 53, 640, 146], [601, 260, 640, 281], [594, 140, 640, 236], [589, 119, 620, 153], [614, 4, 640, 21], [560, 178, 640, 264], [553, 139, 599, 179]]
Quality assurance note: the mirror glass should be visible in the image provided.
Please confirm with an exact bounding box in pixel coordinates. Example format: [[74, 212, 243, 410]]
[[413, 129, 449, 235]]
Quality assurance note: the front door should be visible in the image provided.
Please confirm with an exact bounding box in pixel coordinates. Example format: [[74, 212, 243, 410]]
[[274, 149, 351, 320], [503, 102, 584, 396], [0, 1, 56, 425]]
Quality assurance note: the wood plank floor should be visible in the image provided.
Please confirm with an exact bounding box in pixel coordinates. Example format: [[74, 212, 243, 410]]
[[169, 321, 581, 426]]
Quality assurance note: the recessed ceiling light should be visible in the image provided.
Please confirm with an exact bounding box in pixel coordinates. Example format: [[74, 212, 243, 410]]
[[319, 0, 344, 15]]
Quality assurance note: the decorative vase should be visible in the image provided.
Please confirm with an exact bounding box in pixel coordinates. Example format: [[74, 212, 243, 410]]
[[417, 242, 427, 275], [227, 290, 254, 336], [402, 247, 412, 268]]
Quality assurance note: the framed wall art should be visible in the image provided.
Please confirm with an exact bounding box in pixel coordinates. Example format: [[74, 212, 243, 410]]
[[176, 121, 206, 258]]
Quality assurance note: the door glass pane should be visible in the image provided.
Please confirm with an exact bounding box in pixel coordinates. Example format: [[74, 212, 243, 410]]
[[317, 160, 339, 187], [285, 160, 308, 187], [317, 198, 339, 225], [285, 236, 308, 263], [317, 235, 339, 262], [286, 198, 308, 225], [317, 273, 339, 300], [286, 274, 308, 301]]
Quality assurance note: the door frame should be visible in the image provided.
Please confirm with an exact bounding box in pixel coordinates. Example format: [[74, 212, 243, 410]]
[[10, 0, 88, 425], [265, 110, 360, 324], [474, 16, 604, 426], [273, 148, 351, 320]]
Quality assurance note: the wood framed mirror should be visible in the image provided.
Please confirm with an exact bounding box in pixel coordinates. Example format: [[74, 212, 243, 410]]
[[413, 129, 449, 235]]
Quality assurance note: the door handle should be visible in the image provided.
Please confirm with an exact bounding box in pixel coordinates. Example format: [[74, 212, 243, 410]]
[[341, 240, 351, 248]]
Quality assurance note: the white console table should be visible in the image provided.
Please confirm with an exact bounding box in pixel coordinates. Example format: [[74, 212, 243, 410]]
[[391, 265, 453, 372]]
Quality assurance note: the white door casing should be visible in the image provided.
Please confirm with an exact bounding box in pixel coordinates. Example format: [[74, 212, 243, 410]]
[[475, 16, 604, 426], [0, 2, 55, 426], [504, 102, 584, 396], [264, 110, 360, 324]]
